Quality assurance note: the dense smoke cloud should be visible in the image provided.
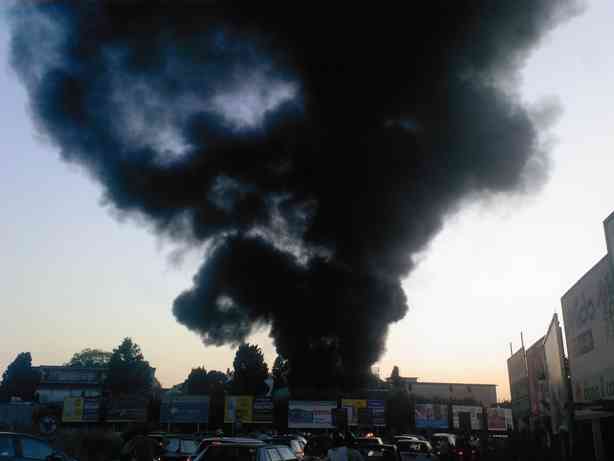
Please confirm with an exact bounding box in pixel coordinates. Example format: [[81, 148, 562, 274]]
[[9, 1, 580, 388]]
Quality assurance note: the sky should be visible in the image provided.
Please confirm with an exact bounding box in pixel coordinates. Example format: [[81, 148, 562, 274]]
[[1, 1, 613, 401]]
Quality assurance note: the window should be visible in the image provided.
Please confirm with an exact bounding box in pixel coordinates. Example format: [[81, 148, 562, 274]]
[[289, 441, 302, 453], [181, 440, 198, 454], [20, 438, 53, 460], [267, 448, 282, 461], [0, 437, 15, 458], [276, 447, 296, 461]]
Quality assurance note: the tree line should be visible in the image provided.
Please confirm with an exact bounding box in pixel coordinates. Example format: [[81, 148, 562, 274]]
[[0, 338, 279, 402]]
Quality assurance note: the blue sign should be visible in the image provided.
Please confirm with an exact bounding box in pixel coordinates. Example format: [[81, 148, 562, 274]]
[[415, 404, 448, 429], [161, 396, 209, 424], [368, 400, 386, 426]]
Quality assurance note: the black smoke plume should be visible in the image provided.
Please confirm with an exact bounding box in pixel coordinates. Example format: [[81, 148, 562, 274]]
[[9, 1, 579, 388]]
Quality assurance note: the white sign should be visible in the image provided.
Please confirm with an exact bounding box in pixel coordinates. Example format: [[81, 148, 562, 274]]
[[288, 401, 336, 429], [452, 405, 482, 430], [562, 256, 614, 403]]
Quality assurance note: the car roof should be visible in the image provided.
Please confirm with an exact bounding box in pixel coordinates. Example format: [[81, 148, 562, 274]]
[[202, 437, 265, 444], [0, 432, 44, 440], [207, 443, 267, 448]]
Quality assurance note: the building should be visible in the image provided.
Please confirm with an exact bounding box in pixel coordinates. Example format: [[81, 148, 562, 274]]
[[391, 377, 498, 407], [35, 366, 107, 405]]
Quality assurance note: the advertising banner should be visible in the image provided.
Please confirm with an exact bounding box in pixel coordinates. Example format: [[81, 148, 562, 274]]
[[62, 397, 100, 422], [224, 396, 253, 424], [487, 407, 513, 432], [452, 405, 483, 431], [63, 397, 83, 422], [288, 401, 336, 429], [252, 397, 273, 424], [160, 395, 209, 424], [526, 337, 547, 417], [39, 367, 103, 385], [562, 256, 614, 405], [368, 400, 386, 426], [543, 314, 570, 433], [341, 399, 367, 426], [507, 347, 530, 420], [604, 212, 614, 271], [106, 398, 148, 422], [415, 403, 448, 429]]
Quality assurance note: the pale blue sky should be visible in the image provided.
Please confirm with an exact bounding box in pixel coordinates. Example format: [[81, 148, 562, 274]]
[[1, 1, 613, 400]]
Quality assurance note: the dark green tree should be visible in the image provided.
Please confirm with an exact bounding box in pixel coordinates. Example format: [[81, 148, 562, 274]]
[[105, 338, 153, 396], [386, 385, 412, 433], [272, 355, 289, 390], [390, 365, 401, 387], [0, 352, 40, 402], [232, 343, 269, 395], [66, 348, 112, 368], [183, 367, 227, 395]]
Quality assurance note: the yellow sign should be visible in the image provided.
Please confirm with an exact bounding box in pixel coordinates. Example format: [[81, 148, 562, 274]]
[[224, 396, 253, 423], [341, 399, 367, 426], [63, 397, 84, 422]]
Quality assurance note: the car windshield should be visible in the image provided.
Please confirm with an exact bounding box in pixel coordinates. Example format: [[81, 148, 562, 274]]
[[181, 440, 199, 454]]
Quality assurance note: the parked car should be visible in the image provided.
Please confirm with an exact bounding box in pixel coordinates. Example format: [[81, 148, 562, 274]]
[[396, 440, 436, 461], [303, 435, 332, 460], [355, 443, 401, 461], [194, 443, 296, 461], [395, 435, 427, 442], [190, 437, 265, 461], [0, 432, 76, 461], [159, 437, 199, 461], [430, 435, 476, 461], [267, 436, 305, 460], [355, 437, 383, 447]]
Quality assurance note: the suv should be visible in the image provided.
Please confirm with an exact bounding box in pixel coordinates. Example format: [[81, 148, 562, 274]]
[[194, 443, 296, 461], [0, 432, 76, 461]]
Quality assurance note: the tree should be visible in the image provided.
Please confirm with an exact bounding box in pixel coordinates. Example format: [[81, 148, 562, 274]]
[[66, 348, 112, 368], [390, 365, 401, 387], [272, 355, 289, 390], [183, 367, 227, 395], [232, 343, 269, 395], [105, 338, 153, 396], [0, 352, 40, 402], [386, 385, 411, 434]]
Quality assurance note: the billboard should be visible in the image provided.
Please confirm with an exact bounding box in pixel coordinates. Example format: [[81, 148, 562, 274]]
[[62, 397, 100, 422], [526, 337, 547, 417], [604, 212, 614, 270], [452, 405, 482, 431], [341, 399, 367, 426], [561, 256, 614, 404], [507, 347, 530, 420], [224, 396, 253, 424], [415, 403, 448, 429], [160, 395, 209, 424], [39, 367, 104, 384], [252, 398, 273, 424], [543, 314, 570, 434], [106, 397, 148, 422], [487, 407, 513, 432], [288, 401, 336, 429], [368, 400, 386, 426]]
